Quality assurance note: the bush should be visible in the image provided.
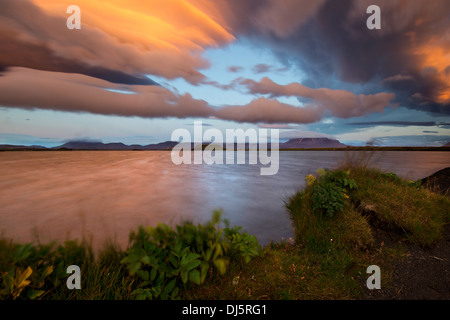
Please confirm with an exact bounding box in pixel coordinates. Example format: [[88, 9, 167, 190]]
[[286, 168, 376, 252], [0, 240, 79, 300], [309, 169, 358, 218], [120, 210, 262, 300]]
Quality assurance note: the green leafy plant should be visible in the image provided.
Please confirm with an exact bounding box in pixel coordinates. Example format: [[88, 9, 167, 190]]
[[309, 169, 358, 218], [0, 241, 67, 300], [381, 171, 423, 189], [223, 223, 261, 264], [380, 172, 401, 182], [120, 210, 262, 300]]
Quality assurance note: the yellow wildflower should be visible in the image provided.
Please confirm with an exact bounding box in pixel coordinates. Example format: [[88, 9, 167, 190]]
[[305, 174, 316, 186], [316, 168, 326, 176]]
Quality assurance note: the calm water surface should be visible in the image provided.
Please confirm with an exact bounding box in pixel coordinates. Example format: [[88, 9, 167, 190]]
[[0, 151, 448, 249]]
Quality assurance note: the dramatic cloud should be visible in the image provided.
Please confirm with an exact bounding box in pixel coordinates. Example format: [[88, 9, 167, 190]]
[[0, 67, 213, 118], [0, 0, 235, 84], [216, 98, 322, 124], [190, 0, 326, 38], [0, 68, 307, 123], [0, 67, 396, 125], [278, 130, 338, 140], [239, 77, 396, 118], [197, 0, 449, 113], [0, 0, 448, 133]]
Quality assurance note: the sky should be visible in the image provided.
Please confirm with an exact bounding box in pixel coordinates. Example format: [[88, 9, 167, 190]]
[[0, 0, 449, 147]]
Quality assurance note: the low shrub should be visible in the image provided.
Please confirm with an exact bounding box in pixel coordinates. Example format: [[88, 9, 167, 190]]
[[0, 240, 85, 300], [308, 168, 358, 218], [120, 209, 262, 300]]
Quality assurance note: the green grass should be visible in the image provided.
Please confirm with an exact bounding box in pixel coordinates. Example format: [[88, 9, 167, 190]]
[[180, 240, 364, 300], [277, 163, 450, 299], [345, 166, 450, 246], [1, 161, 449, 300], [0, 237, 137, 300]]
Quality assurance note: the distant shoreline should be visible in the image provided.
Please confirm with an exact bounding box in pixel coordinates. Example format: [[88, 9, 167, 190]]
[[1, 146, 449, 152], [2, 137, 449, 152], [280, 146, 450, 151]]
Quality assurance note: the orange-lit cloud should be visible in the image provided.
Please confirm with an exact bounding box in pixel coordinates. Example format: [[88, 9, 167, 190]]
[[0, 67, 213, 118], [414, 40, 450, 104], [238, 77, 396, 118], [32, 0, 234, 51], [0, 67, 396, 124], [2, 0, 235, 84], [1, 0, 449, 126]]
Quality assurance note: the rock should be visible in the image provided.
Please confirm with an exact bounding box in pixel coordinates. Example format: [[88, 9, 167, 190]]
[[420, 167, 450, 196]]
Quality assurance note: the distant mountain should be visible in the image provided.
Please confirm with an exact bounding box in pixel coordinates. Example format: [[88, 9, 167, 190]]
[[54, 141, 131, 150], [1, 138, 347, 151], [51, 141, 258, 150], [0, 144, 47, 150], [2, 138, 450, 151], [141, 141, 179, 150], [53, 140, 179, 150], [280, 138, 347, 149]]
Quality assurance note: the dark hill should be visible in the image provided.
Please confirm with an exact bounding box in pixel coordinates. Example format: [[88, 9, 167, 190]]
[[280, 137, 347, 149], [54, 141, 131, 150], [420, 167, 450, 196]]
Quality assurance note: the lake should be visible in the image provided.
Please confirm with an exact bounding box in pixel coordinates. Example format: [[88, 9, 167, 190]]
[[0, 151, 448, 250]]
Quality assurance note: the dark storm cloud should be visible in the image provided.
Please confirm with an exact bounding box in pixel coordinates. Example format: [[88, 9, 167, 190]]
[[217, 0, 450, 114], [0, 0, 157, 85], [0, 39, 158, 85], [1, 0, 448, 127]]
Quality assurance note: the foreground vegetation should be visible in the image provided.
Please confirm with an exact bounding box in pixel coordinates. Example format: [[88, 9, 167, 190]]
[[1, 162, 449, 300], [183, 164, 449, 299]]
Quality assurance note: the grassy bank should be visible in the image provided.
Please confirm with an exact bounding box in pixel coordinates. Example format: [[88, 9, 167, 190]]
[[1, 164, 449, 300], [183, 164, 449, 299]]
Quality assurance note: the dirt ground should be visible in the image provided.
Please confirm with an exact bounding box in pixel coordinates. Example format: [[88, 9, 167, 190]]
[[364, 167, 450, 300]]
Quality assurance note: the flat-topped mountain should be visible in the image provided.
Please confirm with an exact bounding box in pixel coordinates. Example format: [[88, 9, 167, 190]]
[[55, 141, 131, 150], [280, 137, 347, 149]]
